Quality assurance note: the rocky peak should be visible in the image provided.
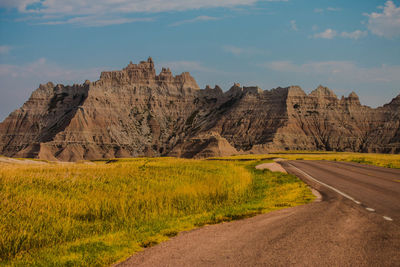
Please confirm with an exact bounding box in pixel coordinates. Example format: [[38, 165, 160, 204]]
[[344, 92, 360, 105], [243, 86, 263, 94], [348, 91, 358, 98], [97, 58, 199, 89], [124, 57, 155, 71], [390, 94, 400, 104], [287, 86, 306, 97], [100, 58, 156, 85], [383, 94, 400, 109], [39, 82, 55, 90], [310, 85, 337, 98], [202, 85, 224, 97], [212, 85, 224, 95], [226, 83, 243, 97], [157, 67, 174, 82], [171, 72, 199, 89]]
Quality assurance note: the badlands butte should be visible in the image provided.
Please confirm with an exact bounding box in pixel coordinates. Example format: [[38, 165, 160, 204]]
[[0, 57, 399, 161]]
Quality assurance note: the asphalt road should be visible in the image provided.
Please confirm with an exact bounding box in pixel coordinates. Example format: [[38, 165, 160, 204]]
[[117, 160, 400, 267]]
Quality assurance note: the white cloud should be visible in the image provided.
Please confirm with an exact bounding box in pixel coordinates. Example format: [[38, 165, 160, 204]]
[[290, 20, 298, 31], [38, 16, 153, 27], [1, 0, 262, 15], [314, 7, 341, 13], [341, 30, 368, 40], [223, 46, 244, 56], [0, 0, 281, 26], [314, 28, 337, 39], [169, 16, 219, 27], [222, 45, 267, 56], [314, 28, 367, 40], [365, 0, 400, 38], [262, 60, 400, 84], [0, 45, 12, 54]]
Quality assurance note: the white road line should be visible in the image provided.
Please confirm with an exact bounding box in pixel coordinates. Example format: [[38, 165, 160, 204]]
[[366, 208, 375, 212], [383, 216, 393, 221], [287, 163, 362, 205]]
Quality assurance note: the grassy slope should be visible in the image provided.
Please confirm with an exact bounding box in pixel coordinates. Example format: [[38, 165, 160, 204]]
[[0, 158, 313, 266]]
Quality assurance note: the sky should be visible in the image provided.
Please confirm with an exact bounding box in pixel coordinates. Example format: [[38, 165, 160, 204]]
[[0, 0, 400, 121]]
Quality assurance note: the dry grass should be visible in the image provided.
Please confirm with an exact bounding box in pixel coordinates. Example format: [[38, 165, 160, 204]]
[[0, 157, 313, 266]]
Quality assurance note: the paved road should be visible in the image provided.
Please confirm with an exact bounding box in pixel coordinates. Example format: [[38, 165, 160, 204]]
[[285, 160, 400, 222], [118, 161, 400, 267]]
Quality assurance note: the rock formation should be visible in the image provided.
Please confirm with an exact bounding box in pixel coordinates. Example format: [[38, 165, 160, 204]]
[[0, 58, 399, 161]]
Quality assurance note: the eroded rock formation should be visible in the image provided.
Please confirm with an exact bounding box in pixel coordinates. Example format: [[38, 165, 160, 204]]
[[0, 58, 399, 161]]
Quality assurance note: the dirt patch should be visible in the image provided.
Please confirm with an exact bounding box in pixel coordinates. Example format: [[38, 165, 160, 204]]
[[255, 162, 287, 173]]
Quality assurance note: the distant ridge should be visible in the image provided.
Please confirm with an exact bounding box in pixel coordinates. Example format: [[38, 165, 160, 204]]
[[0, 58, 399, 161]]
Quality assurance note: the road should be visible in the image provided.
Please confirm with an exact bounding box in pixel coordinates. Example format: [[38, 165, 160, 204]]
[[117, 160, 400, 267]]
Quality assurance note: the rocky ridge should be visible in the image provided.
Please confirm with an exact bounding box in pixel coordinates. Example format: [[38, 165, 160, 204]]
[[0, 58, 399, 161]]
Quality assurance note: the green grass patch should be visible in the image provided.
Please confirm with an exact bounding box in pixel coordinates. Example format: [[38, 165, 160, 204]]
[[0, 157, 313, 266]]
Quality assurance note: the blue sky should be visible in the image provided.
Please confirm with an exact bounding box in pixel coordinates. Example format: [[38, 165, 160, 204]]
[[0, 0, 400, 120]]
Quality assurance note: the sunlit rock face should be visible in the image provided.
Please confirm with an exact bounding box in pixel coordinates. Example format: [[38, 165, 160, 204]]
[[0, 58, 399, 161]]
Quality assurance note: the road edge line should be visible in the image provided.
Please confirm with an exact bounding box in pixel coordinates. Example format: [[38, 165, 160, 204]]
[[287, 162, 361, 205]]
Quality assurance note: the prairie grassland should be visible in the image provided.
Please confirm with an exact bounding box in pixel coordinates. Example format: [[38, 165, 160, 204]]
[[213, 152, 400, 169], [0, 157, 313, 266]]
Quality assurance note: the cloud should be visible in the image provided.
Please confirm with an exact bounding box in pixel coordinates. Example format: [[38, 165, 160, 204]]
[[223, 46, 244, 56], [341, 30, 368, 40], [0, 0, 282, 26], [38, 16, 154, 27], [169, 16, 219, 27], [0, 45, 12, 54], [262, 60, 400, 84], [1, 0, 262, 15], [326, 7, 341, 12], [314, 28, 367, 40], [314, 7, 341, 13], [365, 0, 400, 38], [222, 45, 267, 56], [314, 28, 337, 39], [290, 20, 298, 31]]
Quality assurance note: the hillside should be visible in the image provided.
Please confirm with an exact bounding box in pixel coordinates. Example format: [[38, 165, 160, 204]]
[[0, 58, 399, 161]]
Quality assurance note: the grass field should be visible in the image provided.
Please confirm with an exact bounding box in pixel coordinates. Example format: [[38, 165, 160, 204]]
[[212, 152, 400, 169], [0, 157, 313, 266]]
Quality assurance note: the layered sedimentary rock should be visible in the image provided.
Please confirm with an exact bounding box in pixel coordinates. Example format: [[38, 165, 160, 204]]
[[0, 58, 399, 161]]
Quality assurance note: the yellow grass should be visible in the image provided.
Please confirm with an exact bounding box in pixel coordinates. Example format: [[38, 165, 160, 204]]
[[0, 157, 313, 266]]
